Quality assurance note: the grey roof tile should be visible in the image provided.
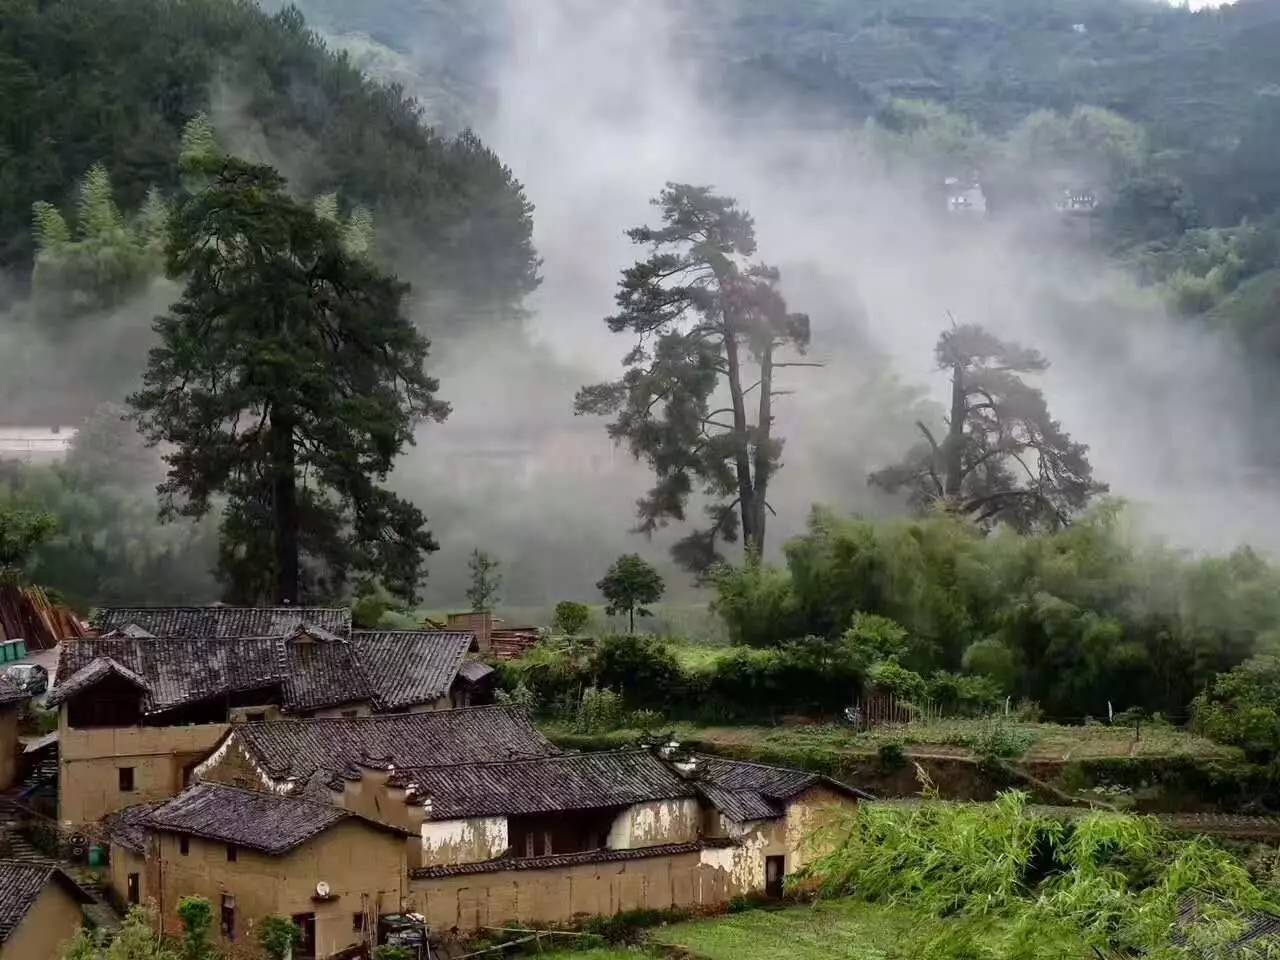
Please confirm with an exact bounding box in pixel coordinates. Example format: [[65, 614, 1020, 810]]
[[230, 706, 559, 787], [351, 631, 474, 710], [394, 750, 693, 820], [0, 861, 92, 942], [692, 755, 870, 823], [146, 782, 407, 854], [92, 606, 351, 640]]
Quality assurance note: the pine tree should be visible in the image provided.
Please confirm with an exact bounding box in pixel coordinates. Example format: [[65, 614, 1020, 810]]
[[129, 157, 448, 604]]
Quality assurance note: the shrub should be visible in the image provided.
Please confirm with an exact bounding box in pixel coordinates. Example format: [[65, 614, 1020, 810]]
[[867, 661, 927, 702], [878, 742, 907, 771], [971, 720, 1034, 759], [1192, 655, 1280, 758], [711, 550, 803, 647], [628, 708, 665, 731], [177, 897, 214, 960], [257, 916, 300, 960], [552, 600, 591, 636], [574, 687, 626, 734], [592, 633, 682, 708]]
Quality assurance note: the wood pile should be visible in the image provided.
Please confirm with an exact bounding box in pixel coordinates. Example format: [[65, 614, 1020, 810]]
[[0, 583, 89, 649], [490, 627, 541, 661]]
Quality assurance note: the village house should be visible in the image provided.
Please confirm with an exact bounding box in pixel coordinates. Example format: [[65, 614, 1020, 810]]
[[403, 751, 866, 933], [112, 782, 410, 959], [0, 679, 31, 792], [49, 606, 495, 825], [192, 717, 866, 938], [0, 860, 93, 959]]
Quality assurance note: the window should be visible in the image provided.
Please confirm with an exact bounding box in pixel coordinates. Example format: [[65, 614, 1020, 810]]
[[352, 913, 365, 933], [226, 844, 237, 862], [221, 894, 235, 941], [179, 836, 189, 856], [127, 873, 140, 906], [341, 709, 358, 719], [246, 712, 265, 724], [118, 767, 135, 792]]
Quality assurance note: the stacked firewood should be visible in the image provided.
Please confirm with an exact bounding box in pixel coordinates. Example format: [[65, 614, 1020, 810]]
[[0, 584, 88, 649]]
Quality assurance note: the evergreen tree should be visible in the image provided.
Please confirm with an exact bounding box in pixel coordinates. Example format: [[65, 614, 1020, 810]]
[[870, 323, 1105, 531], [577, 184, 812, 572], [465, 549, 502, 612], [597, 554, 665, 633], [129, 156, 448, 605]]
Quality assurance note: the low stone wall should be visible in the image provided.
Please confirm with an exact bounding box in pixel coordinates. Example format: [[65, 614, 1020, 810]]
[[409, 843, 754, 935]]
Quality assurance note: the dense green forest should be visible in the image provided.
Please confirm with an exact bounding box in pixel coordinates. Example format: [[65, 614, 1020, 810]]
[[0, 0, 538, 329]]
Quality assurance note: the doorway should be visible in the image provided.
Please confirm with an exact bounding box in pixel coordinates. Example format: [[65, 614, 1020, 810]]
[[765, 856, 786, 898], [291, 913, 316, 960]]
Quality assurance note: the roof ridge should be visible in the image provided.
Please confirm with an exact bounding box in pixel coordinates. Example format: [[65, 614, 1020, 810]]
[[242, 703, 527, 726], [693, 753, 820, 776], [397, 748, 655, 773]]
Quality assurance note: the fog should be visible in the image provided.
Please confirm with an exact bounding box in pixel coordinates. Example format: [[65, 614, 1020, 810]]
[[2, 0, 1271, 608], [374, 0, 1275, 604]]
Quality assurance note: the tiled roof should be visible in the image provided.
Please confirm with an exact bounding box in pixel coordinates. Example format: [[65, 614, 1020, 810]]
[[394, 750, 694, 820], [0, 676, 32, 706], [50, 638, 288, 714], [146, 782, 407, 855], [692, 755, 870, 823], [92, 606, 351, 639], [456, 660, 495, 685], [54, 625, 482, 716], [351, 631, 474, 710], [284, 640, 371, 712], [103, 802, 164, 854], [410, 840, 723, 879], [0, 861, 92, 942], [46, 656, 149, 708], [231, 706, 559, 787]]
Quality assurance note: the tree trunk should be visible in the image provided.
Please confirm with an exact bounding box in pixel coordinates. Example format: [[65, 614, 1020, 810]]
[[944, 363, 966, 498], [628, 605, 635, 634], [751, 342, 775, 553], [271, 414, 300, 604], [721, 312, 758, 550]]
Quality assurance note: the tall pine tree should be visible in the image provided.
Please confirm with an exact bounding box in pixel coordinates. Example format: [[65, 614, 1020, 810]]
[[129, 156, 448, 604], [577, 184, 812, 572]]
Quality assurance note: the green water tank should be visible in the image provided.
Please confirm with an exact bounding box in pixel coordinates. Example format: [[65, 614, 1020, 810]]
[[88, 845, 106, 867]]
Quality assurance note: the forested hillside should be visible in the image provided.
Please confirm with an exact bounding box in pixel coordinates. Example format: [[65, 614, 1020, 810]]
[[0, 0, 537, 311]]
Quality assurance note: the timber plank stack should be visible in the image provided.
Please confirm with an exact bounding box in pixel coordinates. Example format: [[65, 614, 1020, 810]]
[[0, 584, 87, 649]]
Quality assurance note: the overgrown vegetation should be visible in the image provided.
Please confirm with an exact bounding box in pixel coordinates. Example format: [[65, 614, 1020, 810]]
[[800, 790, 1277, 959], [711, 504, 1280, 720]]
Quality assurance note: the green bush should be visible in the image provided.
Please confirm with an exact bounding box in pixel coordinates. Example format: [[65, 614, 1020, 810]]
[[878, 742, 907, 771], [553, 600, 591, 636], [592, 633, 683, 708], [574, 687, 627, 734], [1192, 655, 1280, 758]]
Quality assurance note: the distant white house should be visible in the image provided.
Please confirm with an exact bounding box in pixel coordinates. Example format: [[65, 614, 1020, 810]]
[[0, 425, 77, 463], [944, 176, 988, 217], [1054, 187, 1100, 215]]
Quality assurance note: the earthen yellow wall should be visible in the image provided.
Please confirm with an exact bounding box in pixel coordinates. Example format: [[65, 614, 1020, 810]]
[[782, 784, 852, 872], [154, 819, 406, 958], [420, 817, 508, 867], [0, 705, 20, 792], [58, 713, 228, 825], [409, 847, 757, 936], [108, 843, 151, 912], [607, 798, 701, 849], [0, 882, 84, 959]]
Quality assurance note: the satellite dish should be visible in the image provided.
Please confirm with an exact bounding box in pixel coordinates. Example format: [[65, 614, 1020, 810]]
[[315, 881, 330, 899]]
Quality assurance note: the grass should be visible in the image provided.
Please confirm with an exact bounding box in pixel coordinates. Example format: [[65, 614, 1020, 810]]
[[544, 717, 1236, 765], [533, 899, 1086, 959]]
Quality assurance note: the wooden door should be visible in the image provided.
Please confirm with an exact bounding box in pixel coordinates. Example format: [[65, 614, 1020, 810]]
[[765, 856, 786, 898], [291, 913, 316, 960]]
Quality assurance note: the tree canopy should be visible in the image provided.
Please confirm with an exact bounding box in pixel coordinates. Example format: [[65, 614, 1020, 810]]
[[577, 184, 812, 571], [129, 155, 447, 605], [597, 554, 665, 633], [870, 323, 1105, 532]]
